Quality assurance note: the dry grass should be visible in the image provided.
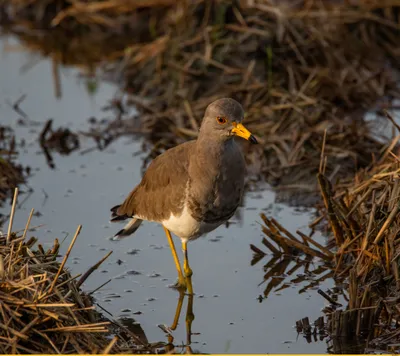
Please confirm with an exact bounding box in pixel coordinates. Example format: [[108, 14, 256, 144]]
[[318, 133, 400, 351], [254, 115, 400, 351], [0, 191, 163, 354]]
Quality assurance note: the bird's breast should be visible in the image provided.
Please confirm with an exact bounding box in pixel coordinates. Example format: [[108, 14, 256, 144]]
[[186, 139, 245, 225], [188, 162, 245, 224]]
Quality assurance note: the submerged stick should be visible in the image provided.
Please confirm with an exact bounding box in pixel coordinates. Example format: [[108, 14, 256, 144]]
[[318, 289, 342, 307], [261, 237, 281, 255], [296, 230, 334, 258]]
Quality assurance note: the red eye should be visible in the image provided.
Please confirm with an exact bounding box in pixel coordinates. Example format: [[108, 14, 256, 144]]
[[216, 117, 227, 124]]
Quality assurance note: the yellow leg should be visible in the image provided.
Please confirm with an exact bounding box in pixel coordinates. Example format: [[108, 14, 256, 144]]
[[182, 240, 193, 295], [163, 226, 186, 289]]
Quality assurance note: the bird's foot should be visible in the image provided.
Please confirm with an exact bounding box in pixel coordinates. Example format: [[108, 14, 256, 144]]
[[169, 277, 187, 291]]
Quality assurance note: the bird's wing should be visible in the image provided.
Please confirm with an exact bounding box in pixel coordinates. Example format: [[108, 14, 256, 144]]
[[112, 141, 194, 222]]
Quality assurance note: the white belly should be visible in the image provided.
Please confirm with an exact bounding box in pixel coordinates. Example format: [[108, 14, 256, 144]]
[[161, 205, 222, 241]]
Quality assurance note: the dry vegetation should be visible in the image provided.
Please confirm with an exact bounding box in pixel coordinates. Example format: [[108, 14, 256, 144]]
[[0, 198, 164, 353], [1, 1, 400, 190], [321, 135, 400, 352], [253, 122, 400, 352]]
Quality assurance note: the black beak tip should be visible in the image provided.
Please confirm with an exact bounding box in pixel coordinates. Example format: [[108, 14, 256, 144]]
[[249, 135, 258, 144]]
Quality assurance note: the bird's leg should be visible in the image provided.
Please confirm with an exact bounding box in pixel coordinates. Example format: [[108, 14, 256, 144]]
[[182, 240, 193, 295], [163, 226, 186, 290]]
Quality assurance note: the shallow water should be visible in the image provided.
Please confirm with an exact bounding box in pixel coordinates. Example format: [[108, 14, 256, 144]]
[[0, 35, 334, 353]]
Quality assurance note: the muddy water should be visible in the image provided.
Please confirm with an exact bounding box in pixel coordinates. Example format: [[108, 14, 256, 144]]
[[0, 35, 333, 353]]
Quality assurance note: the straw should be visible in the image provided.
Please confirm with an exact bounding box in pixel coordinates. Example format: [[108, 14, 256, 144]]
[[6, 187, 18, 245], [0, 209, 161, 353]]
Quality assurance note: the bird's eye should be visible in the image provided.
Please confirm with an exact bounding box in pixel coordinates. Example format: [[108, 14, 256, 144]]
[[216, 117, 228, 124]]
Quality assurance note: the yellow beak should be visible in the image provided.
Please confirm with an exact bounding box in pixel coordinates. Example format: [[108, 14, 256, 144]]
[[231, 122, 258, 144]]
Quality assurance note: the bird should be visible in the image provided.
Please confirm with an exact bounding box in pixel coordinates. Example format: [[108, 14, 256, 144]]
[[110, 98, 257, 294]]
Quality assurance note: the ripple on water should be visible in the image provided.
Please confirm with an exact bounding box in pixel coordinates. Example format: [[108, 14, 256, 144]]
[[126, 270, 142, 275]]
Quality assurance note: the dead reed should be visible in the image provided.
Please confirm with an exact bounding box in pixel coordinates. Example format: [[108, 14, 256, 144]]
[[318, 135, 400, 351], [1, 1, 400, 190], [0, 190, 161, 353], [254, 116, 400, 351]]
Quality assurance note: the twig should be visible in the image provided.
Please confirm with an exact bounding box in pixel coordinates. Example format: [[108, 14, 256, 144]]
[[383, 110, 400, 133], [47, 225, 82, 295], [6, 188, 18, 245], [318, 289, 342, 307], [89, 279, 112, 296], [22, 208, 34, 242], [77, 251, 113, 288], [319, 129, 327, 174], [373, 203, 400, 245]]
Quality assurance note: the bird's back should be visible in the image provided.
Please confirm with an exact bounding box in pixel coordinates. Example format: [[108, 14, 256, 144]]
[[114, 141, 195, 222]]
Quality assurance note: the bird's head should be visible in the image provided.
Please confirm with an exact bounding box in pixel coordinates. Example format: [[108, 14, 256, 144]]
[[200, 98, 258, 144]]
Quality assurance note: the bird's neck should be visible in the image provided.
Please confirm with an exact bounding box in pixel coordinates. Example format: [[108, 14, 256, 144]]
[[193, 136, 235, 175], [188, 136, 244, 206], [196, 134, 233, 158]]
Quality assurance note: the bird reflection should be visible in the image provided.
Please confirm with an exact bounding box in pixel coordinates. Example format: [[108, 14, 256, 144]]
[[116, 291, 196, 353]]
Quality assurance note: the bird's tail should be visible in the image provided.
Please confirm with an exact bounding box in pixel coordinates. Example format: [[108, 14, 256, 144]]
[[110, 204, 142, 240], [112, 218, 143, 240]]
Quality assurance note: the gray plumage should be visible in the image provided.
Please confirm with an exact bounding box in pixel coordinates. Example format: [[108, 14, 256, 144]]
[[111, 98, 256, 240]]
